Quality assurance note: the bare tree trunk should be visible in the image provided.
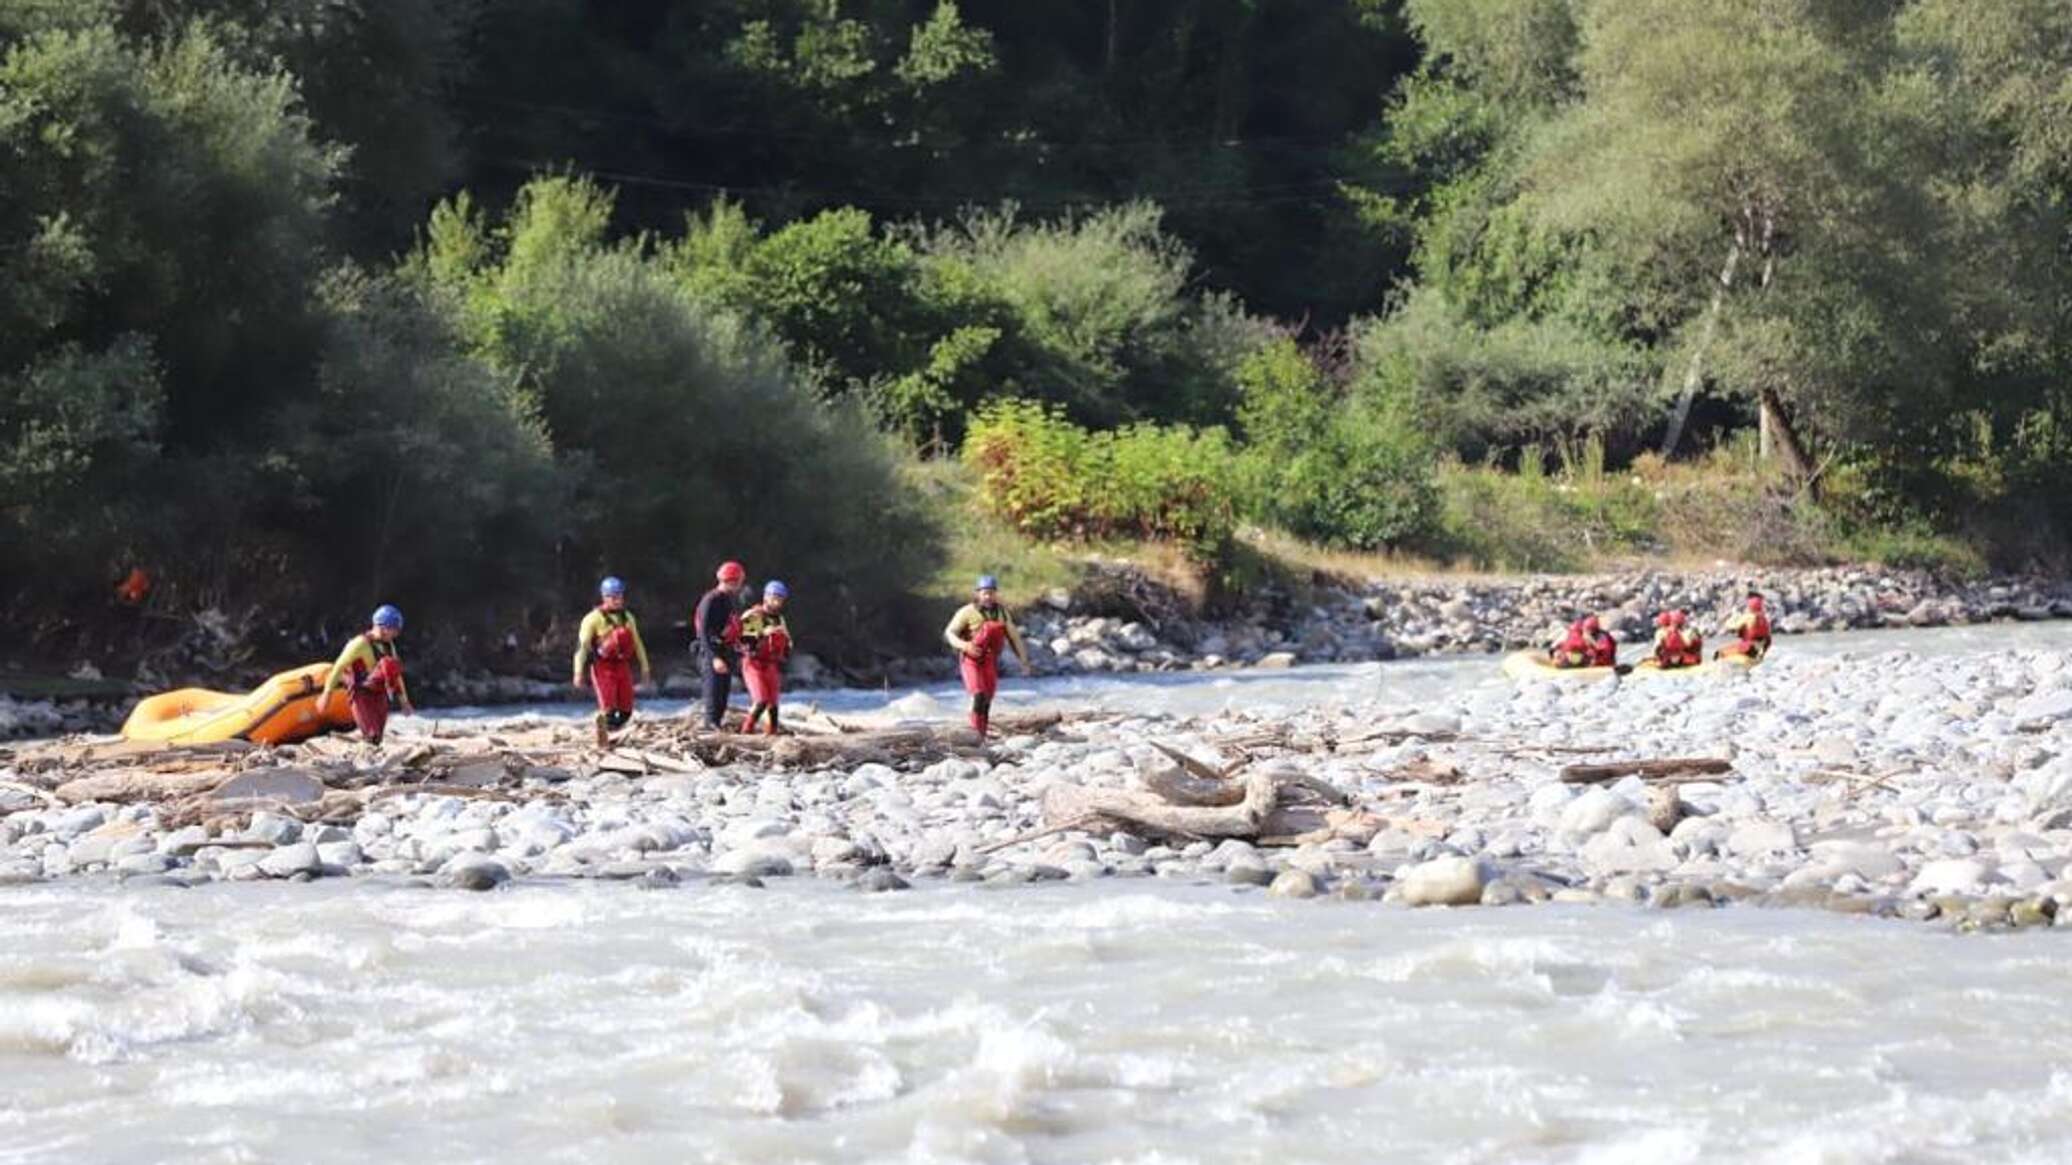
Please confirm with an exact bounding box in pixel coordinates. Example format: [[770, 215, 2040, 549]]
[[1660, 233, 1743, 459], [1758, 387, 1816, 484]]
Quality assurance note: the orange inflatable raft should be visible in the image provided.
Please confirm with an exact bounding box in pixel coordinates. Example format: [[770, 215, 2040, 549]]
[[121, 662, 353, 746]]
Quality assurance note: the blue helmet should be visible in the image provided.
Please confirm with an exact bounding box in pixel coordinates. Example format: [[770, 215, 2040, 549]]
[[371, 604, 404, 630], [976, 574, 999, 592], [763, 580, 789, 600], [599, 576, 625, 599]]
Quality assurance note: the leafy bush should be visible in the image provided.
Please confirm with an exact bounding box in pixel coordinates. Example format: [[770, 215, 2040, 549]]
[[963, 400, 1239, 564], [1349, 291, 1656, 462], [915, 203, 1268, 429], [1236, 340, 1438, 550]]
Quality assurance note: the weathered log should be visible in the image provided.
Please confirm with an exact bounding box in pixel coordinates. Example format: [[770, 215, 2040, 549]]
[[55, 768, 226, 805], [1039, 770, 1277, 842], [1149, 740, 1235, 783], [1560, 757, 1734, 784], [1139, 760, 1245, 806], [1258, 806, 1387, 847], [0, 780, 58, 807]]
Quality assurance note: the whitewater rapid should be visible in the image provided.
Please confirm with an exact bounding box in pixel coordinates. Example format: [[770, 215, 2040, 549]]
[[6, 879, 2072, 1164]]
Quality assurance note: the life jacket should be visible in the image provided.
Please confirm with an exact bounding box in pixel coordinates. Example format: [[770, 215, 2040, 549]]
[[593, 609, 635, 662], [1656, 627, 1698, 667], [1739, 611, 1771, 646], [353, 638, 402, 690], [970, 612, 1010, 662], [741, 606, 791, 664], [1586, 632, 1618, 668]]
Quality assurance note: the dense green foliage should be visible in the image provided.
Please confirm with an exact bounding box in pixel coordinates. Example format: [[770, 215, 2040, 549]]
[[5, 0, 2072, 673], [1347, 0, 2072, 548], [1235, 339, 1437, 550], [963, 401, 1241, 565]]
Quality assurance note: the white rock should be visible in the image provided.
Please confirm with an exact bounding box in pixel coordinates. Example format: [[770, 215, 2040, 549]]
[[1396, 856, 1486, 906], [2014, 689, 2072, 725], [1909, 858, 1993, 895], [1724, 818, 1799, 857], [1559, 787, 1637, 838], [1580, 818, 1680, 874], [1807, 841, 1903, 880], [257, 842, 322, 878]]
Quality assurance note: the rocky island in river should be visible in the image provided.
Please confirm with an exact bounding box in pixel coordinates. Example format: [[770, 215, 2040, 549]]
[[7, 612, 2072, 934]]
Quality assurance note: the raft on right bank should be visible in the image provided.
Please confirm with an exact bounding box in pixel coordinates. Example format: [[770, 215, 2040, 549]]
[[1501, 651, 1760, 683]]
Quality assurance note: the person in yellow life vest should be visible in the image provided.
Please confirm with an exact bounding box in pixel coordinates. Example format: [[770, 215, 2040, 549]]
[[574, 576, 652, 748], [320, 605, 413, 744], [944, 575, 1030, 739], [738, 580, 793, 735], [1718, 592, 1773, 660]]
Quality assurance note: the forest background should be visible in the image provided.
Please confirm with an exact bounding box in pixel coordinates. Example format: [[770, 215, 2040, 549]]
[[4, 0, 2070, 676]]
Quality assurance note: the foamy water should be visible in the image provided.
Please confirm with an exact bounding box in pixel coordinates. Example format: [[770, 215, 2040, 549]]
[[5, 879, 2072, 1163]]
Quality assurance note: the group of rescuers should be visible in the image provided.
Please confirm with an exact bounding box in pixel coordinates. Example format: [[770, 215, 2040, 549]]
[[1547, 592, 1773, 671], [317, 565, 1031, 748]]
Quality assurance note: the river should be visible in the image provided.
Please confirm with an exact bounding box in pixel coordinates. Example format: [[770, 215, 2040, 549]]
[[7, 622, 2072, 1163]]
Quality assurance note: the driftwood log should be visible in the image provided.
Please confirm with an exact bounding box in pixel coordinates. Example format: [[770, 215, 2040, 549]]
[[1033, 744, 1377, 849], [1560, 757, 1734, 784], [1040, 770, 1280, 841]]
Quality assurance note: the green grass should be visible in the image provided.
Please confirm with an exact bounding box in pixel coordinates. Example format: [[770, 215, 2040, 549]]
[[905, 457, 1084, 608], [909, 433, 1995, 622]]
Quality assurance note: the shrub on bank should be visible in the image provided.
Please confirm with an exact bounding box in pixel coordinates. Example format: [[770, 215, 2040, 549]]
[[963, 400, 1239, 565], [1235, 340, 1439, 551]]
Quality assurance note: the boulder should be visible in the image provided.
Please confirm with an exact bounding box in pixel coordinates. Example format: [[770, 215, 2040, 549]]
[[257, 842, 322, 878], [1268, 868, 1319, 899], [1396, 856, 1486, 906], [445, 854, 510, 891], [1559, 787, 1637, 838], [711, 847, 795, 878]]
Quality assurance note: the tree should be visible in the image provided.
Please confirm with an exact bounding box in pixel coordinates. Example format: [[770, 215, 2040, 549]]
[[415, 176, 943, 646]]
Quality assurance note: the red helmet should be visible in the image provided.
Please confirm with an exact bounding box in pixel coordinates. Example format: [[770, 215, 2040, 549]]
[[1581, 615, 1601, 633], [1655, 612, 1673, 628], [717, 561, 746, 583], [1747, 594, 1765, 610], [1670, 610, 1688, 626]]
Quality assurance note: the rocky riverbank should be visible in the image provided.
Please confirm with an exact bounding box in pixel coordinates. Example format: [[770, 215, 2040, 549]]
[[987, 564, 2072, 679], [6, 564, 2069, 740], [7, 633, 2072, 932]]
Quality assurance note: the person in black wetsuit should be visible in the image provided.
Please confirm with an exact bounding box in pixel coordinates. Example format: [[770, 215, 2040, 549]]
[[693, 560, 748, 730]]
